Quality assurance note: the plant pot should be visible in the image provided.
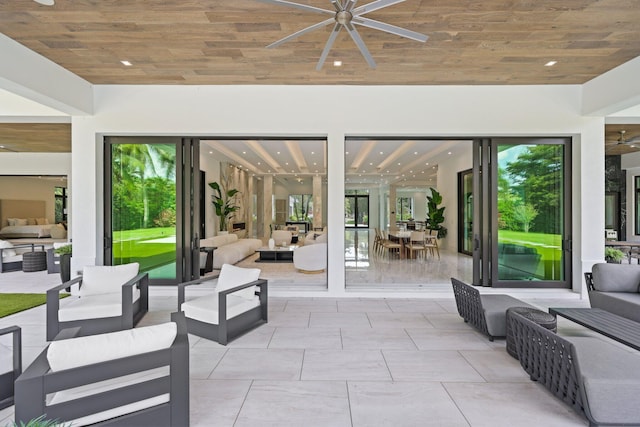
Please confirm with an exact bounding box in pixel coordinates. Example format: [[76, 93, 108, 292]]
[[218, 230, 229, 235], [60, 253, 71, 283]]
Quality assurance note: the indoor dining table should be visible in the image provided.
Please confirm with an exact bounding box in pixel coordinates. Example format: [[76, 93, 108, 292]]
[[387, 230, 412, 259]]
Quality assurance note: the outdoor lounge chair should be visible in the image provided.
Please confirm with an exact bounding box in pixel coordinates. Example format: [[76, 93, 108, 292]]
[[178, 263, 268, 345], [15, 312, 189, 426], [0, 325, 21, 410], [46, 262, 149, 341]]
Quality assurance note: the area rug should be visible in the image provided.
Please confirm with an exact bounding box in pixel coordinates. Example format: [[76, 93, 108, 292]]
[[0, 293, 69, 318]]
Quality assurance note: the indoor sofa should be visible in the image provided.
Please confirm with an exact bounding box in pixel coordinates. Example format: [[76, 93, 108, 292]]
[[200, 233, 262, 269], [585, 262, 640, 323]]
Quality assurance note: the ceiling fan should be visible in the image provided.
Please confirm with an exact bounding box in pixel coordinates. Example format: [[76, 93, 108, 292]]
[[255, 0, 428, 70], [617, 130, 640, 148]]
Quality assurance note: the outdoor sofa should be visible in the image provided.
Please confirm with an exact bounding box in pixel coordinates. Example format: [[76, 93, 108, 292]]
[[585, 262, 640, 323]]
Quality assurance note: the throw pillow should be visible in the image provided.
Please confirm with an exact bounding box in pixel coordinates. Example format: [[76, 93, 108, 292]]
[[216, 263, 261, 300], [36, 217, 48, 225], [15, 218, 28, 226], [7, 218, 18, 226], [27, 218, 36, 225]]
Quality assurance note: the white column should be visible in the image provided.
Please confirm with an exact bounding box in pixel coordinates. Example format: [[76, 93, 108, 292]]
[[263, 175, 273, 239], [313, 175, 323, 230]]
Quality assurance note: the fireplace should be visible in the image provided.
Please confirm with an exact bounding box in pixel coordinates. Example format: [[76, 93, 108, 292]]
[[232, 222, 246, 231]]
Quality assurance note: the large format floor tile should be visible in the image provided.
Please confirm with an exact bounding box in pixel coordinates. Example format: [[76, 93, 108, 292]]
[[349, 381, 469, 427], [235, 381, 351, 427], [301, 349, 391, 381], [210, 348, 304, 380], [443, 382, 588, 426], [383, 350, 487, 382]]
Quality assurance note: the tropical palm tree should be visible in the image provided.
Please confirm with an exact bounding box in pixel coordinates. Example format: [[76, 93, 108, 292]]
[[112, 143, 176, 229]]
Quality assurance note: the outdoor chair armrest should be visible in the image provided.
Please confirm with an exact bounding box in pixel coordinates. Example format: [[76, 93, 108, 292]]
[[217, 278, 268, 298], [217, 279, 268, 342], [48, 276, 82, 295], [120, 272, 149, 326], [177, 275, 220, 308], [53, 327, 82, 341]]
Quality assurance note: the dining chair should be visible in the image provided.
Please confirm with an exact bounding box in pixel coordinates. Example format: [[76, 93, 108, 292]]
[[406, 231, 427, 259], [424, 229, 440, 259], [381, 229, 402, 259]]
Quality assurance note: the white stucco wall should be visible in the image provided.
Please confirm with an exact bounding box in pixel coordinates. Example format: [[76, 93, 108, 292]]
[[71, 84, 604, 296]]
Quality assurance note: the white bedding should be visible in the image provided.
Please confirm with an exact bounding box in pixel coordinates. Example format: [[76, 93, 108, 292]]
[[0, 224, 53, 238]]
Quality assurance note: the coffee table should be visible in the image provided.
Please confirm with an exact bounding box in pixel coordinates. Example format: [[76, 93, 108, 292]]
[[256, 246, 296, 262], [549, 307, 640, 351]]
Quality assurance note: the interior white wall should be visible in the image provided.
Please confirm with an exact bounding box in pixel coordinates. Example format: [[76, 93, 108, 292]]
[[436, 145, 474, 251], [71, 84, 603, 296]]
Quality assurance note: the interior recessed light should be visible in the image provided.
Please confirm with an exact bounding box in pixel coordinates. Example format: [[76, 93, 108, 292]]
[[545, 60, 557, 67], [397, 162, 401, 166], [414, 151, 418, 155], [345, 151, 349, 155], [277, 151, 281, 155], [120, 60, 132, 66], [242, 151, 246, 154], [311, 151, 315, 155], [333, 60, 342, 67], [448, 151, 452, 155], [209, 151, 213, 154]]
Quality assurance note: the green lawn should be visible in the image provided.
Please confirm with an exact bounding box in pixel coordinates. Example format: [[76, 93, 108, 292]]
[[498, 230, 563, 280], [112, 227, 176, 271], [0, 293, 69, 318]]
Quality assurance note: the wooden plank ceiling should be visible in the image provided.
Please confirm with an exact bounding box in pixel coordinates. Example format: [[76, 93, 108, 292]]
[[0, 123, 71, 153], [605, 124, 640, 156], [0, 0, 639, 85]]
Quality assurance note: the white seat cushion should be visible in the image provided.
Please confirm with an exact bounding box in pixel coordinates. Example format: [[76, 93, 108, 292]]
[[80, 263, 140, 297], [181, 293, 260, 324], [58, 289, 140, 322], [216, 263, 261, 300]]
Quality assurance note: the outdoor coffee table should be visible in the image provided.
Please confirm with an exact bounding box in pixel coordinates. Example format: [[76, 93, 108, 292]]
[[549, 307, 640, 351], [256, 246, 296, 262]]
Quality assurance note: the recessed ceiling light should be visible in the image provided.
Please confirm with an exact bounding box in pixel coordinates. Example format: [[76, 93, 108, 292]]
[[285, 162, 289, 165], [120, 60, 132, 66], [345, 151, 349, 155], [242, 151, 246, 154], [397, 162, 401, 166], [209, 151, 213, 154], [414, 151, 418, 155], [369, 162, 373, 165], [334, 60, 343, 67], [311, 151, 315, 155], [277, 151, 281, 155], [448, 151, 452, 155], [545, 60, 557, 67], [379, 151, 384, 155]]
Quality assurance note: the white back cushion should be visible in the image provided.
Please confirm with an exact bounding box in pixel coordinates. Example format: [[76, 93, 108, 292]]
[[47, 321, 177, 372], [0, 240, 16, 258], [216, 263, 260, 300], [80, 263, 140, 296]]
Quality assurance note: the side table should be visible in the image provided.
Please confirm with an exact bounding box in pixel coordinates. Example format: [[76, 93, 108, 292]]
[[506, 306, 557, 359]]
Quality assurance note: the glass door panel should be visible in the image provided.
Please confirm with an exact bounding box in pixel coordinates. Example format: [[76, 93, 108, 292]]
[[458, 169, 473, 255], [110, 142, 178, 281], [345, 195, 369, 228], [495, 143, 566, 283]]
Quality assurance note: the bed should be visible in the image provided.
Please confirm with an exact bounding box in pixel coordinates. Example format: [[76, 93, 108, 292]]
[[0, 200, 53, 238]]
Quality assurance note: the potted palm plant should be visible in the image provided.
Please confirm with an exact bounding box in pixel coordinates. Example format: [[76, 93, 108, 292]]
[[209, 181, 239, 234], [426, 188, 448, 239]]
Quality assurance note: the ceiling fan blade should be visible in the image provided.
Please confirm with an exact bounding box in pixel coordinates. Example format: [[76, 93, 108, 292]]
[[352, 0, 405, 16], [345, 0, 358, 12], [254, 0, 334, 16], [267, 18, 335, 48], [344, 22, 376, 68], [316, 23, 343, 70], [353, 16, 428, 42]]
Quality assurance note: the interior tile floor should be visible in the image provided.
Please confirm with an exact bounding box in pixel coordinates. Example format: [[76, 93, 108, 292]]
[[0, 270, 605, 426]]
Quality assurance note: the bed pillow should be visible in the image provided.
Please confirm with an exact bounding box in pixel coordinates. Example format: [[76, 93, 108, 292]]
[[0, 240, 16, 258], [15, 218, 28, 226], [36, 218, 49, 225], [7, 218, 18, 226], [27, 218, 36, 225]]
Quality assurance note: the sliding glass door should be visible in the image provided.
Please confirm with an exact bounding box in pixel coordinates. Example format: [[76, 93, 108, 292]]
[[473, 138, 571, 288], [104, 137, 200, 285], [345, 193, 369, 228]]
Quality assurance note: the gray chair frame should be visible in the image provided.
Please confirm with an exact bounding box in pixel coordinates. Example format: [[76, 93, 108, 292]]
[[46, 247, 61, 274], [0, 326, 21, 410], [0, 244, 45, 273], [178, 276, 268, 345], [509, 310, 592, 425], [451, 277, 492, 338], [46, 272, 149, 341], [15, 312, 189, 426]]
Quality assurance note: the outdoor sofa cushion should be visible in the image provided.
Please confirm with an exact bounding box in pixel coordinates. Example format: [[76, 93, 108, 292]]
[[79, 263, 140, 296], [591, 263, 640, 292], [58, 290, 141, 321]]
